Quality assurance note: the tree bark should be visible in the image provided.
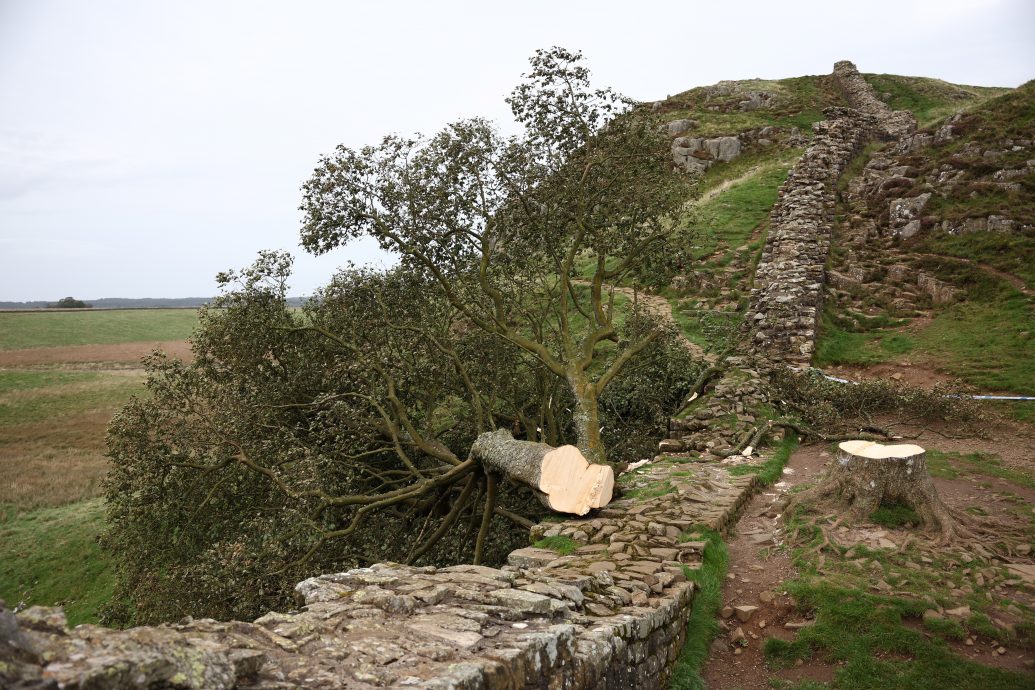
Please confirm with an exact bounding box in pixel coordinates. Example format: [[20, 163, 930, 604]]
[[568, 373, 607, 465], [785, 440, 957, 538], [470, 429, 613, 515]]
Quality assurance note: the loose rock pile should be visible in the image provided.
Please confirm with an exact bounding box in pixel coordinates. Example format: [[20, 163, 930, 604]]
[[662, 358, 770, 456]]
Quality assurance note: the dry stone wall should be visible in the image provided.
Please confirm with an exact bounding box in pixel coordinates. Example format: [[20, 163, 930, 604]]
[[0, 59, 912, 690], [2, 462, 760, 690], [743, 61, 916, 367]]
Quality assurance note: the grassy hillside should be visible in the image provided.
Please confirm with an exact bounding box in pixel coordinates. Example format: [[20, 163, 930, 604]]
[[667, 153, 798, 351], [817, 82, 1034, 422], [862, 73, 1012, 127], [655, 75, 841, 136], [0, 309, 198, 350], [0, 500, 111, 626], [652, 73, 1008, 139], [0, 309, 196, 625]]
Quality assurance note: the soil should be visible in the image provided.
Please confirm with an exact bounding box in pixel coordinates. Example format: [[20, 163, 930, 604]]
[[701, 443, 833, 689], [701, 426, 1035, 688], [0, 340, 192, 367], [826, 361, 956, 389]]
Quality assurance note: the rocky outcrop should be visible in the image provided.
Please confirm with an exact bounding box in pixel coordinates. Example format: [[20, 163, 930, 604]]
[[2, 458, 763, 689], [666, 125, 808, 175], [889, 192, 931, 239], [671, 134, 742, 174]]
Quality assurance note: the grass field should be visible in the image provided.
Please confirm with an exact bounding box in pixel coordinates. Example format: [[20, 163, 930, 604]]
[[0, 309, 196, 624], [815, 267, 1035, 403], [0, 309, 198, 350], [0, 500, 111, 626]]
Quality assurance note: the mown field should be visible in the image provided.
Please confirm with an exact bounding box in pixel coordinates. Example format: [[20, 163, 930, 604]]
[[0, 309, 198, 350], [0, 309, 196, 624]]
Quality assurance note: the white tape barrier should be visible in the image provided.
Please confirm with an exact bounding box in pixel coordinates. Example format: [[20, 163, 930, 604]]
[[799, 367, 1035, 401]]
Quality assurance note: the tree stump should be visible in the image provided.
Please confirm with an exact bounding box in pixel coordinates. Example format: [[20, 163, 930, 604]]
[[785, 440, 956, 538], [470, 429, 613, 515]]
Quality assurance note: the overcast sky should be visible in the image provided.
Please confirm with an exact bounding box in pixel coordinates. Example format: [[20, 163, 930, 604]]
[[1, 0, 1032, 301]]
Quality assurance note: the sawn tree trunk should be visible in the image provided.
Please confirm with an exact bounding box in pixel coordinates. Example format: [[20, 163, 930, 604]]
[[470, 429, 614, 515]]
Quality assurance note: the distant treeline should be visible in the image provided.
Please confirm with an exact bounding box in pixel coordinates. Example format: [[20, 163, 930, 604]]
[[0, 297, 308, 310]]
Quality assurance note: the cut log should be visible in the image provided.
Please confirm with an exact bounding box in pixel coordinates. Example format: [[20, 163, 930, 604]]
[[470, 429, 613, 515], [784, 440, 956, 538]]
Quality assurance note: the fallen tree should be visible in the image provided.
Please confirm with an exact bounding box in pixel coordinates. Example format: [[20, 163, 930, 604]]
[[104, 47, 704, 625]]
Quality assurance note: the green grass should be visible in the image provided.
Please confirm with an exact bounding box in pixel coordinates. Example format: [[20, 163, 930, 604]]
[[910, 295, 1035, 394], [669, 528, 730, 690], [0, 369, 104, 393], [658, 75, 839, 138], [725, 431, 798, 485], [684, 163, 791, 261], [0, 309, 198, 350], [814, 307, 916, 367], [698, 148, 802, 195], [532, 535, 578, 556], [870, 503, 921, 529], [763, 580, 1033, 690], [926, 450, 1035, 489], [765, 482, 1035, 689], [0, 499, 113, 625], [667, 160, 793, 352], [0, 370, 144, 425], [862, 74, 1010, 127], [919, 230, 1035, 291]]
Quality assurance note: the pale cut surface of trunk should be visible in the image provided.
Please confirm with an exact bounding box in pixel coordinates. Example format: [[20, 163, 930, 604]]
[[540, 445, 614, 515], [470, 429, 613, 515]]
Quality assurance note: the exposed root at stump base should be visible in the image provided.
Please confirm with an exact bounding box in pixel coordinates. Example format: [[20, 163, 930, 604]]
[[781, 440, 1024, 554]]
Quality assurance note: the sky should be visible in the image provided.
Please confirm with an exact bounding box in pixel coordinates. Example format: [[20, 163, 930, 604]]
[[1, 0, 1033, 301]]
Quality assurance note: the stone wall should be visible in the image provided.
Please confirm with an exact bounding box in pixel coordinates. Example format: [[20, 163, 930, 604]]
[[832, 60, 917, 140], [2, 460, 760, 690], [743, 61, 915, 367], [0, 59, 913, 690]]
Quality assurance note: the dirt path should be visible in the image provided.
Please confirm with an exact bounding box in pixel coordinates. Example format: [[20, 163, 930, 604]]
[[917, 252, 1035, 298], [702, 422, 1035, 688], [0, 340, 192, 366], [701, 443, 834, 688], [695, 163, 769, 207]]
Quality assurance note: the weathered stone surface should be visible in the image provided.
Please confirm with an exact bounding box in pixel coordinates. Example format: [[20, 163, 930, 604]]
[[889, 193, 931, 237], [671, 135, 743, 174], [509, 547, 562, 569], [734, 605, 759, 622], [743, 60, 914, 367], [2, 451, 768, 690], [667, 118, 696, 137]]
